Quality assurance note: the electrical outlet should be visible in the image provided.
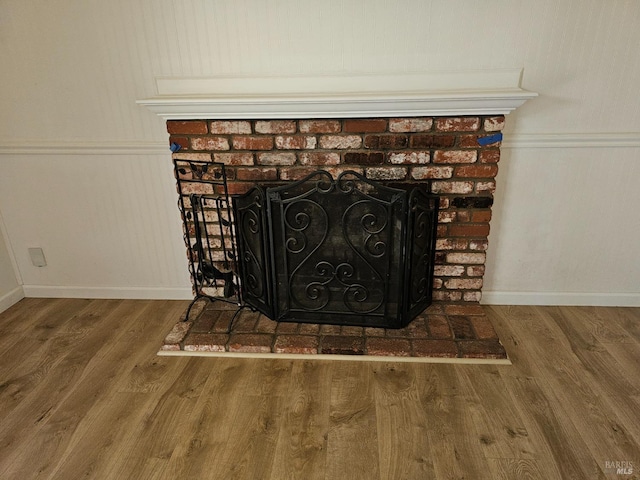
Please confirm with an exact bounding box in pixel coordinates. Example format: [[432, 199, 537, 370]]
[[28, 247, 47, 267]]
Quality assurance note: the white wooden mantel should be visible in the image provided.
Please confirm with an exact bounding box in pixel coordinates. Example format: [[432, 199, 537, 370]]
[[137, 69, 537, 120]]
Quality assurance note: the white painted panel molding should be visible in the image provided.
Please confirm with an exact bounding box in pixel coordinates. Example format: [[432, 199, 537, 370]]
[[22, 285, 193, 300], [138, 70, 537, 119], [0, 287, 25, 313], [482, 291, 640, 307]]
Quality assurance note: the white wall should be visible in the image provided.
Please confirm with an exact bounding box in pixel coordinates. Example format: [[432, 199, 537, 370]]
[[0, 0, 639, 305], [0, 220, 22, 312]]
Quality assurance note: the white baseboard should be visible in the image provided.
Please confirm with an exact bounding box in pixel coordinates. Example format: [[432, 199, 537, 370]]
[[0, 286, 25, 313], [21, 285, 193, 300], [482, 291, 640, 307]]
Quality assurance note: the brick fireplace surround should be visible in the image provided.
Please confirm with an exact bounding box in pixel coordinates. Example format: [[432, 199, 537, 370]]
[[159, 115, 511, 360], [168, 115, 502, 304]]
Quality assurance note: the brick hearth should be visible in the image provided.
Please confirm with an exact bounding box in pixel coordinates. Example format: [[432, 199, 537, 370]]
[[160, 300, 507, 361]]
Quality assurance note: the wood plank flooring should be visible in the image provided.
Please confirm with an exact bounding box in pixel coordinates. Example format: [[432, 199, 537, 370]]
[[0, 299, 638, 479]]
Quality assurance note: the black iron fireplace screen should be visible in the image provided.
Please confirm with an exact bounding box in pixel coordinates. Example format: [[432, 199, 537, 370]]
[[233, 170, 439, 329]]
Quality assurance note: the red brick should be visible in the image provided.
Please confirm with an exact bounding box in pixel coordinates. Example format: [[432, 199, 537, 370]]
[[456, 210, 471, 222], [344, 119, 387, 133], [435, 117, 480, 132], [444, 278, 483, 290], [389, 117, 433, 132], [163, 321, 193, 345], [459, 135, 480, 148], [172, 152, 212, 162], [274, 335, 319, 354], [471, 210, 492, 222], [167, 120, 208, 135], [467, 265, 486, 277], [320, 324, 341, 335], [222, 182, 254, 195], [299, 323, 321, 334], [257, 152, 296, 165], [436, 238, 469, 251], [364, 134, 408, 149], [424, 304, 444, 314], [344, 152, 384, 165], [458, 340, 506, 359], [402, 317, 429, 339], [209, 120, 251, 134], [231, 310, 259, 332], [235, 167, 278, 181], [364, 327, 386, 337], [232, 136, 273, 150], [191, 136, 230, 151], [255, 120, 297, 134], [449, 224, 490, 237], [170, 136, 190, 150], [320, 335, 364, 355], [426, 315, 453, 338], [213, 153, 254, 166], [341, 326, 364, 336], [479, 149, 500, 163], [476, 181, 496, 194], [299, 152, 341, 165], [412, 339, 457, 358], [278, 167, 319, 181], [299, 120, 341, 133], [437, 225, 448, 237], [388, 151, 429, 164], [444, 304, 484, 315], [275, 135, 317, 150], [469, 239, 489, 251], [365, 167, 407, 180], [448, 316, 476, 339], [366, 337, 411, 356], [319, 135, 362, 149], [433, 265, 465, 276], [464, 291, 482, 302], [431, 181, 474, 194], [433, 150, 477, 164], [180, 182, 215, 195], [437, 211, 456, 223], [276, 322, 299, 333], [228, 333, 273, 353], [254, 316, 277, 333], [484, 116, 505, 132], [411, 166, 453, 180], [469, 316, 499, 339], [410, 134, 455, 148], [183, 333, 228, 352], [446, 252, 486, 264]]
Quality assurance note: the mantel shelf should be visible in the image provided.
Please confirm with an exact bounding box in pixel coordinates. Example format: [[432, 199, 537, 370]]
[[137, 70, 537, 119]]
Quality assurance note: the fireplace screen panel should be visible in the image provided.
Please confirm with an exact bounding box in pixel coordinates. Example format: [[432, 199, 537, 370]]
[[234, 170, 438, 329]]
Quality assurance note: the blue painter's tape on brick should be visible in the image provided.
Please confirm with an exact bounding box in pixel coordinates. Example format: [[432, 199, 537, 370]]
[[477, 133, 503, 146], [170, 142, 182, 152]]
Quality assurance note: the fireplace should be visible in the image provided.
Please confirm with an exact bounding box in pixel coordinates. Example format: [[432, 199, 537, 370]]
[[233, 169, 439, 328], [139, 72, 536, 356], [168, 115, 506, 313]]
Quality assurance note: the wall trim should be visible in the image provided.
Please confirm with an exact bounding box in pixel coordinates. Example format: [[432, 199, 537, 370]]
[[0, 141, 170, 156], [18, 285, 640, 307], [503, 132, 640, 149], [22, 285, 193, 300], [2, 133, 639, 156], [482, 291, 640, 307], [0, 286, 25, 313]]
